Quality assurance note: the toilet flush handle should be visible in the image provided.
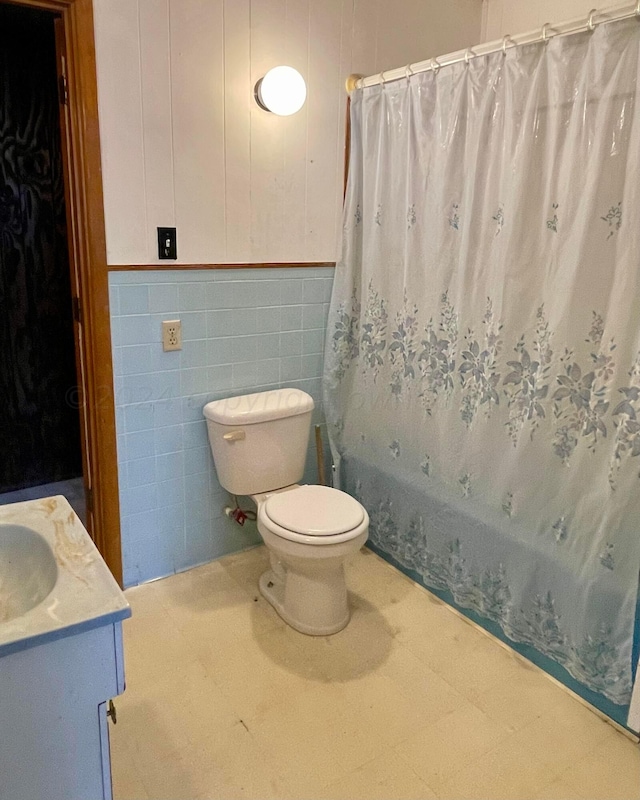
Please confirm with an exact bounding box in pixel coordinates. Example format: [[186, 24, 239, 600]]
[[223, 430, 246, 442]]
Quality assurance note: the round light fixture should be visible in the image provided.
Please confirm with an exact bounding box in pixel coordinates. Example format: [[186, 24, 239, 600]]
[[254, 66, 307, 116]]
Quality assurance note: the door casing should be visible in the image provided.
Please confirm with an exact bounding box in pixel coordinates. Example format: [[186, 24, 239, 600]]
[[1, 0, 122, 585]]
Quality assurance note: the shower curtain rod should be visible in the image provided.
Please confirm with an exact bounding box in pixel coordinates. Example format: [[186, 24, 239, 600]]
[[350, 0, 640, 90]]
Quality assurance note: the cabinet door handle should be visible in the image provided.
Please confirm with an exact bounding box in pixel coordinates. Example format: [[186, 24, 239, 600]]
[[107, 699, 117, 724]]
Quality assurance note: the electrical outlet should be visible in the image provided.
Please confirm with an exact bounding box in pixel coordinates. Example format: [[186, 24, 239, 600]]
[[162, 319, 182, 351]]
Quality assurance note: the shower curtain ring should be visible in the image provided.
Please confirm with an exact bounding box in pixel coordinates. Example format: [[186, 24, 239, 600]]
[[405, 64, 414, 82], [542, 22, 551, 42], [587, 9, 597, 31], [379, 71, 387, 85], [464, 48, 474, 66], [431, 58, 440, 74], [502, 35, 514, 55]]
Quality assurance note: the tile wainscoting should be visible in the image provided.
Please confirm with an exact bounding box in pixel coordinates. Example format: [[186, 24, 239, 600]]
[[109, 267, 334, 588]]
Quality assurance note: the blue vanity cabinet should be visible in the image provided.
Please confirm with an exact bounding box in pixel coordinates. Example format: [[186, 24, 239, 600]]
[[0, 620, 126, 800]]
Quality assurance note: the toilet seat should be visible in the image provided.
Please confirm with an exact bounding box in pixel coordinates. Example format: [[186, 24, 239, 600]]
[[259, 485, 368, 545]]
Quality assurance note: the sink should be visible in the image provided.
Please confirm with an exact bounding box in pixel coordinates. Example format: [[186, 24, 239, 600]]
[[0, 496, 130, 658], [0, 497, 131, 800], [0, 524, 58, 623]]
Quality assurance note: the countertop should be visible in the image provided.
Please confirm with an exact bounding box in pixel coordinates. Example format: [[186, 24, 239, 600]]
[[0, 495, 131, 658]]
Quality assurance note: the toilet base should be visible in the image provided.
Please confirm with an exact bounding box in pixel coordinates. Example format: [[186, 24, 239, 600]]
[[259, 568, 350, 636]]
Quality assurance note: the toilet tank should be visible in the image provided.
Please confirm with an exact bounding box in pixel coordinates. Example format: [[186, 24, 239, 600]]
[[203, 388, 314, 495]]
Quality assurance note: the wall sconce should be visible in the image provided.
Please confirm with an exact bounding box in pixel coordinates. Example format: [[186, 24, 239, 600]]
[[254, 66, 307, 116]]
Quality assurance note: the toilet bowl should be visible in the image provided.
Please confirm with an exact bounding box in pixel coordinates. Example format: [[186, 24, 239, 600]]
[[203, 388, 369, 635], [253, 484, 369, 635]]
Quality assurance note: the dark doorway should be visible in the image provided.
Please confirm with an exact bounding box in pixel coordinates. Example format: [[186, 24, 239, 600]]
[[0, 3, 83, 505]]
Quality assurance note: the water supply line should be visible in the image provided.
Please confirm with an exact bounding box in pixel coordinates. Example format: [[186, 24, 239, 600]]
[[224, 496, 257, 527], [315, 425, 326, 486]]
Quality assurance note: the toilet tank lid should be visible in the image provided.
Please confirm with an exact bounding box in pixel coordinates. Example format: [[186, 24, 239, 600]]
[[203, 388, 314, 425]]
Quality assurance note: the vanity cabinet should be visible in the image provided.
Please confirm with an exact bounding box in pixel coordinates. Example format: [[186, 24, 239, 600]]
[[0, 497, 130, 800], [0, 620, 126, 800]]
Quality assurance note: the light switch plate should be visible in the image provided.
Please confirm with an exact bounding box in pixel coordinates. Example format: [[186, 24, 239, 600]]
[[157, 227, 177, 259]]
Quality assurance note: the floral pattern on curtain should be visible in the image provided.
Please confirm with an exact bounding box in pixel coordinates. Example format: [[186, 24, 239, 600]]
[[323, 19, 640, 709]]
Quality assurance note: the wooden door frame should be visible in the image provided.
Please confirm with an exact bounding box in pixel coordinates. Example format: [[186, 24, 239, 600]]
[[2, 0, 122, 584]]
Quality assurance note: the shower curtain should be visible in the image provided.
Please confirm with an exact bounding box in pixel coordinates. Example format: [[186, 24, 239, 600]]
[[323, 18, 640, 713]]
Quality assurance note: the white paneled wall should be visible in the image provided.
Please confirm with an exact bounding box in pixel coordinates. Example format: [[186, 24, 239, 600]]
[[483, 0, 607, 41], [93, 0, 482, 265]]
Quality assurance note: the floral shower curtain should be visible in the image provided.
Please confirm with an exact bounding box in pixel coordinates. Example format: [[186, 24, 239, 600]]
[[323, 18, 640, 711]]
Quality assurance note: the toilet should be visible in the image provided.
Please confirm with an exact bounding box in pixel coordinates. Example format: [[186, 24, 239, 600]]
[[203, 388, 368, 635]]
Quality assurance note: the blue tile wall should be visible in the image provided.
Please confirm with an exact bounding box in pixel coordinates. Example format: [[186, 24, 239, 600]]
[[109, 268, 334, 588]]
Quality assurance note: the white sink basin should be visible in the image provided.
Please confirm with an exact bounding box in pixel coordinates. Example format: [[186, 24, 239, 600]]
[[0, 525, 58, 623], [0, 496, 130, 658]]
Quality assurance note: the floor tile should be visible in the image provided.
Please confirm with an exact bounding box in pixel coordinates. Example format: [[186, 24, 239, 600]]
[[393, 702, 513, 795], [472, 659, 578, 733], [165, 722, 283, 800], [109, 728, 149, 800], [247, 673, 432, 789], [318, 753, 438, 800], [116, 657, 242, 752], [200, 623, 321, 721], [531, 777, 590, 800], [400, 611, 530, 704], [559, 732, 640, 800], [373, 639, 471, 723], [121, 605, 200, 692], [243, 682, 355, 791], [436, 734, 559, 800], [502, 706, 612, 780], [112, 546, 640, 800]]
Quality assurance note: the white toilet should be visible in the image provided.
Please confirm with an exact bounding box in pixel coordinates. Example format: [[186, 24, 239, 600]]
[[203, 388, 368, 635]]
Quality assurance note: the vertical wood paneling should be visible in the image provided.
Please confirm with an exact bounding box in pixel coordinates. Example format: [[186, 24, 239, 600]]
[[305, 0, 343, 261], [280, 0, 310, 262], [553, 0, 602, 20], [249, 0, 287, 262], [94, 0, 484, 265], [351, 0, 382, 75], [93, 0, 147, 264], [223, 0, 252, 262], [483, 0, 503, 41], [139, 0, 175, 261], [334, 0, 355, 259], [500, 0, 544, 38], [376, 0, 481, 71], [483, 0, 598, 41], [170, 0, 226, 263]]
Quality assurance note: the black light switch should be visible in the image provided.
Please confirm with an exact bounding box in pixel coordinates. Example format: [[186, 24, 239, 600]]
[[157, 227, 177, 260]]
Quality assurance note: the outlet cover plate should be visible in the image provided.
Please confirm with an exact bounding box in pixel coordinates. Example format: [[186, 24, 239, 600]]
[[162, 319, 182, 351]]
